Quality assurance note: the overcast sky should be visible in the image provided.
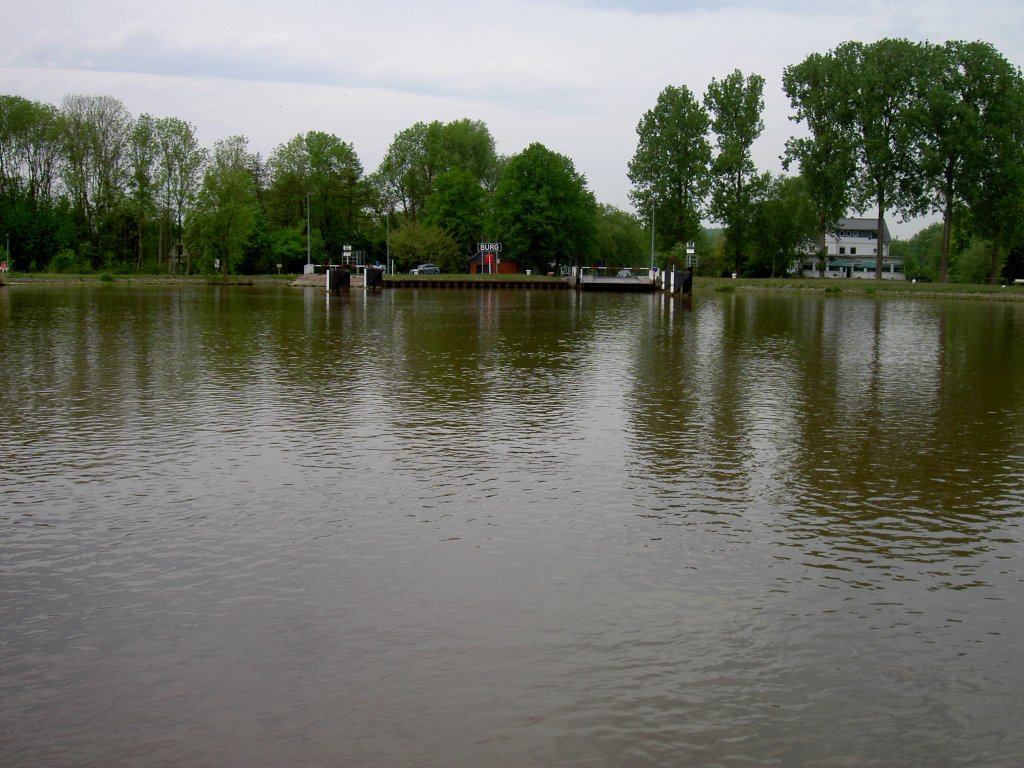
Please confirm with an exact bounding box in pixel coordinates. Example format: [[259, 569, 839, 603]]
[[3, 0, 1023, 237]]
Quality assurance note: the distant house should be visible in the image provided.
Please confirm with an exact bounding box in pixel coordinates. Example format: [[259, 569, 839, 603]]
[[796, 217, 904, 280], [467, 249, 520, 275]]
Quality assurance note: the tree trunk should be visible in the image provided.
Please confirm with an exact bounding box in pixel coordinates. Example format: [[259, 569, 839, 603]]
[[990, 232, 1003, 285], [875, 189, 886, 280], [940, 196, 953, 284], [818, 223, 828, 278]]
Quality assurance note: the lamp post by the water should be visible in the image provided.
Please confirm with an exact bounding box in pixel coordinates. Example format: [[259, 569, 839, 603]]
[[649, 207, 655, 271], [306, 192, 315, 268]]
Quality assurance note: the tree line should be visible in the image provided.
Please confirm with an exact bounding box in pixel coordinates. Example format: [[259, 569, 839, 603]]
[[0, 98, 613, 276], [631, 38, 1024, 281], [2, 37, 1022, 281]]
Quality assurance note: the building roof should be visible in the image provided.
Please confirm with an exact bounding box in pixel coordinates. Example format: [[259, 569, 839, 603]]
[[833, 217, 891, 243]]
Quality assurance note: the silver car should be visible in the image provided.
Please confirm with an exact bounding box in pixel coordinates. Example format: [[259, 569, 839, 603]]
[[411, 264, 441, 275]]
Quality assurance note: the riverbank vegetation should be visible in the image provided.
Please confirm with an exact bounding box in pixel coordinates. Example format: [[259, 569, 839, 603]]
[[2, 39, 1022, 284]]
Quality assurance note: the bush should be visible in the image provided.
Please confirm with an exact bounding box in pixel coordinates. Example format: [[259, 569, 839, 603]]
[[48, 248, 91, 274]]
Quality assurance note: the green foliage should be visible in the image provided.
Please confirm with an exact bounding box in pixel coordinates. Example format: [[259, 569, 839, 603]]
[[840, 40, 931, 275], [388, 221, 461, 273], [894, 222, 943, 280], [266, 131, 369, 256], [915, 41, 1024, 282], [60, 94, 133, 269], [782, 52, 859, 274], [950, 238, 995, 284], [749, 174, 817, 277], [48, 248, 90, 274], [594, 204, 646, 267], [489, 143, 597, 275], [423, 168, 487, 256], [372, 119, 498, 227], [628, 84, 711, 249], [189, 136, 261, 274], [267, 225, 310, 272], [704, 70, 767, 276]]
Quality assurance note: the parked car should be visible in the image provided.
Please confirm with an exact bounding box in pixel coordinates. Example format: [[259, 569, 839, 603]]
[[616, 269, 633, 278], [411, 264, 441, 275]]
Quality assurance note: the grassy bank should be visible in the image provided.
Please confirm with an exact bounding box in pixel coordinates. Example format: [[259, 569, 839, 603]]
[[695, 276, 1024, 300]]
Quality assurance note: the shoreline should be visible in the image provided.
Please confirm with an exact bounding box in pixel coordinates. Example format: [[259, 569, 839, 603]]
[[3, 273, 1024, 302]]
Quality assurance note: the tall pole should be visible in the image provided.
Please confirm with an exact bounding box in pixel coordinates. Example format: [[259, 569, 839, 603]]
[[649, 207, 655, 271], [306, 191, 314, 267], [386, 213, 391, 274]]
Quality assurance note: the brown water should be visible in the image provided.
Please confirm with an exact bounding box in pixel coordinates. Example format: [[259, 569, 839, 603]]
[[2, 284, 1023, 767]]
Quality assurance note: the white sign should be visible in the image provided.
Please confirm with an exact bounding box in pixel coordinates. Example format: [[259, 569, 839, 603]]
[[479, 242, 502, 252]]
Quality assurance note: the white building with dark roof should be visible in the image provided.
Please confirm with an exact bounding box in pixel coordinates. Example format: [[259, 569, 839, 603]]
[[797, 217, 904, 280]]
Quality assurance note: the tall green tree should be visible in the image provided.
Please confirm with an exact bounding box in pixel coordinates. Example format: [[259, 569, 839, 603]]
[[372, 119, 497, 226], [751, 174, 817, 277], [595, 204, 646, 267], [783, 52, 859, 277], [154, 116, 206, 274], [840, 39, 931, 278], [128, 113, 159, 271], [0, 95, 62, 202], [490, 142, 597, 275], [423, 167, 487, 257], [0, 95, 66, 268], [189, 135, 261, 275], [627, 84, 712, 250], [955, 46, 1024, 283], [267, 130, 367, 257], [704, 70, 767, 276], [917, 41, 1024, 282], [60, 94, 133, 266]]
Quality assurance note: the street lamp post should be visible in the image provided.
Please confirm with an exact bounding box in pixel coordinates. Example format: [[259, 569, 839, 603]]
[[306, 191, 315, 269], [649, 207, 656, 271]]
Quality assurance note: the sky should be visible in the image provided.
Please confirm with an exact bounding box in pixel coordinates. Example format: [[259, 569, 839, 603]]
[[3, 0, 1023, 239]]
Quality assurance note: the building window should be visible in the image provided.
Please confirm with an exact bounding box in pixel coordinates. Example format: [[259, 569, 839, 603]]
[[850, 247, 857, 255], [839, 247, 846, 255]]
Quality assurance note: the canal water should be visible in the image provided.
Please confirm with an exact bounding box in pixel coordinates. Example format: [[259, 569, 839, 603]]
[[1, 283, 1022, 767]]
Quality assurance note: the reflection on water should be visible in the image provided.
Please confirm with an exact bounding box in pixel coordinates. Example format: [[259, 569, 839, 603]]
[[1, 284, 1023, 767]]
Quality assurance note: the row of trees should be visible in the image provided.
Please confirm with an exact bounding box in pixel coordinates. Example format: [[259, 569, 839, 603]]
[[0, 96, 625, 276], [629, 38, 1024, 281], [2, 37, 1022, 281]]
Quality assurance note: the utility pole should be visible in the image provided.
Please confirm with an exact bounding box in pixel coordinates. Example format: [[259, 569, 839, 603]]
[[306, 191, 316, 269], [649, 208, 655, 271]]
